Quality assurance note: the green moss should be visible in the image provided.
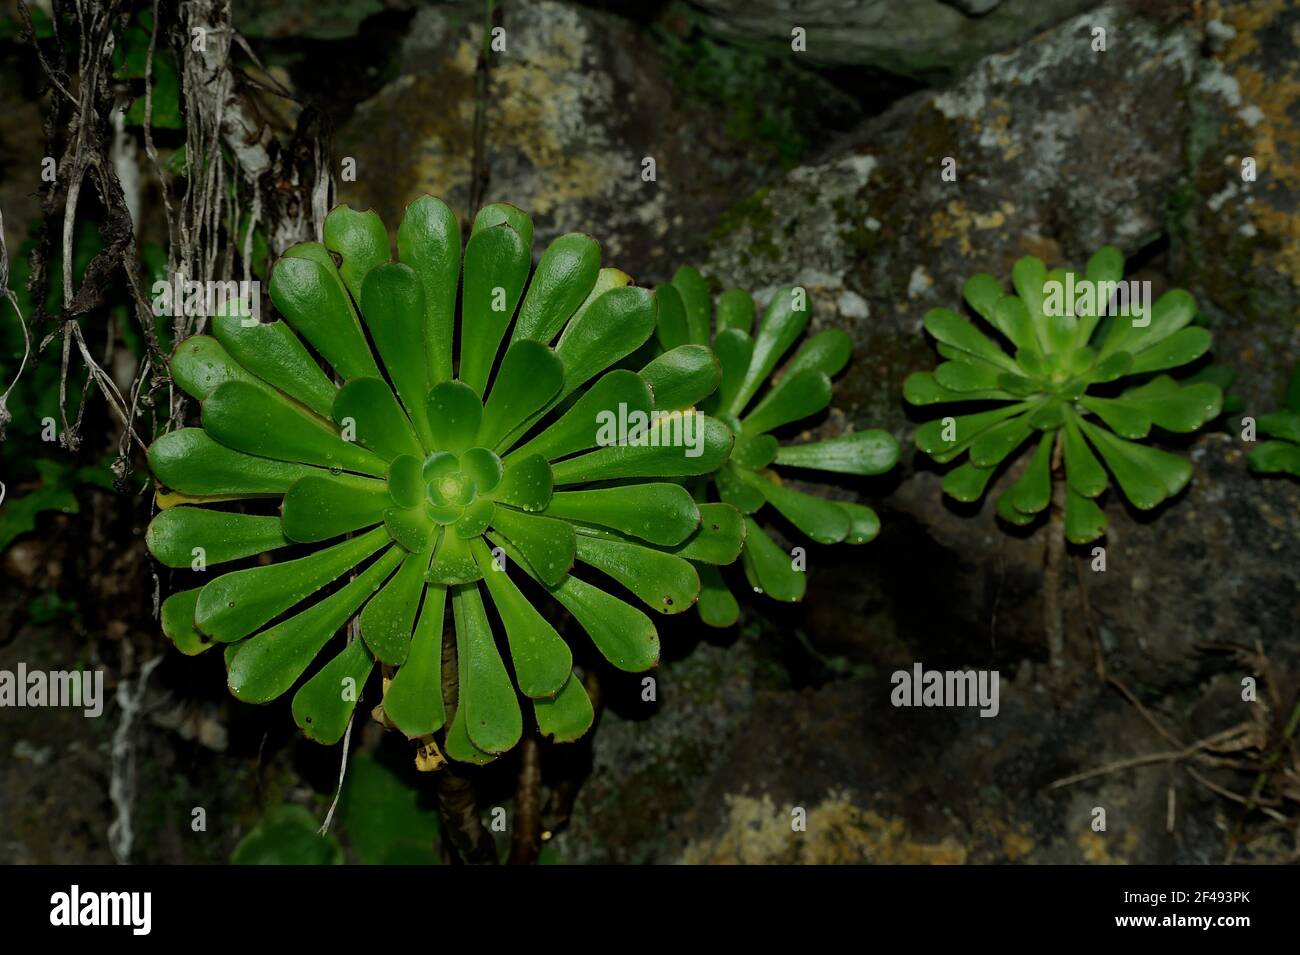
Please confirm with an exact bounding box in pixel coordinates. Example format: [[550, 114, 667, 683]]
[[708, 187, 779, 260]]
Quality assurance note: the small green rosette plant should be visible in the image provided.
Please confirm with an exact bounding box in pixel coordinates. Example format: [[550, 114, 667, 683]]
[[651, 267, 899, 626], [904, 247, 1222, 542], [145, 197, 742, 763], [1246, 364, 1300, 477]]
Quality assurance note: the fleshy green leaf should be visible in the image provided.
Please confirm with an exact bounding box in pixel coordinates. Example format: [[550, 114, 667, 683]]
[[554, 286, 656, 399], [293, 638, 376, 745], [741, 518, 804, 602], [512, 233, 601, 345], [1007, 432, 1054, 515], [282, 473, 390, 543], [1079, 418, 1190, 509], [323, 205, 390, 303], [269, 248, 380, 381], [397, 195, 461, 384], [196, 527, 389, 643], [479, 340, 564, 451], [161, 588, 211, 655], [148, 428, 315, 496], [460, 221, 531, 397], [574, 531, 700, 614], [489, 507, 574, 586], [332, 377, 423, 462], [204, 380, 387, 476], [383, 583, 448, 737], [696, 564, 740, 627], [359, 263, 434, 444], [227, 545, 401, 703], [1061, 413, 1108, 498], [146, 507, 289, 568], [671, 265, 712, 345], [507, 369, 653, 463], [425, 381, 483, 455], [729, 288, 810, 415], [534, 672, 595, 743], [490, 453, 553, 511], [738, 469, 849, 543], [716, 288, 755, 335], [472, 539, 571, 698], [671, 502, 746, 564], [544, 483, 700, 546], [655, 283, 691, 351], [774, 429, 899, 476], [742, 368, 831, 436], [550, 413, 732, 484], [1065, 487, 1108, 543], [359, 547, 432, 665], [211, 315, 339, 419], [451, 583, 522, 754], [640, 345, 721, 412]]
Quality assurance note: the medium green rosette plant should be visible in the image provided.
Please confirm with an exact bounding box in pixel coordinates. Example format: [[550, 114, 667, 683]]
[[650, 267, 899, 626], [145, 197, 741, 764], [1246, 364, 1300, 478], [904, 247, 1223, 543]]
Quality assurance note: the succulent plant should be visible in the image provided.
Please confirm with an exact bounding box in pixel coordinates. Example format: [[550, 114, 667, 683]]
[[904, 247, 1223, 543], [1246, 364, 1300, 477], [145, 197, 742, 762], [649, 267, 899, 626]]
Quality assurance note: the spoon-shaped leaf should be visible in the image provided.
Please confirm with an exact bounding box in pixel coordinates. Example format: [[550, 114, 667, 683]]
[[489, 507, 574, 586], [1247, 440, 1300, 475], [507, 369, 652, 463], [774, 429, 899, 476], [196, 526, 389, 643], [282, 473, 390, 542], [942, 461, 997, 503], [1079, 395, 1152, 439], [551, 413, 732, 484], [574, 532, 699, 614], [1079, 419, 1190, 508], [671, 502, 745, 564], [332, 377, 423, 462], [742, 368, 832, 436], [269, 248, 380, 380], [359, 263, 434, 444], [840, 501, 881, 544], [171, 335, 262, 401], [714, 328, 755, 414], [1061, 413, 1107, 497], [293, 638, 376, 745], [479, 340, 564, 451], [491, 534, 659, 672], [426, 381, 484, 455], [204, 380, 387, 476], [654, 283, 691, 351], [323, 205, 391, 302], [385, 504, 436, 553], [451, 583, 522, 754], [359, 547, 432, 665], [716, 287, 755, 335], [914, 403, 1029, 462], [1065, 486, 1108, 543], [489, 453, 553, 511], [383, 583, 447, 737], [162, 588, 210, 655], [511, 233, 601, 345], [227, 545, 402, 703], [444, 702, 497, 765], [545, 483, 700, 546], [738, 469, 850, 544], [640, 345, 721, 412], [1006, 432, 1053, 515], [471, 539, 571, 698], [741, 517, 805, 602], [397, 195, 461, 384], [696, 564, 740, 627], [1126, 327, 1211, 375], [554, 285, 656, 399], [210, 316, 339, 419], [460, 222, 530, 397], [968, 414, 1034, 469], [535, 672, 595, 743], [730, 289, 810, 415], [671, 265, 712, 345], [149, 428, 316, 496], [783, 328, 851, 379], [147, 507, 289, 568]]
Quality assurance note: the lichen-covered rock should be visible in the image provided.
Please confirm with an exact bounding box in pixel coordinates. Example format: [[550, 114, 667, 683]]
[[336, 1, 852, 270], [1171, 0, 1300, 413], [687, 0, 1097, 79], [555, 3, 1300, 865]]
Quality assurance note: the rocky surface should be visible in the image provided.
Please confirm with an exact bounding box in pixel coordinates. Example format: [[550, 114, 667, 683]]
[[554, 3, 1300, 864], [687, 0, 1098, 79], [335, 1, 859, 273]]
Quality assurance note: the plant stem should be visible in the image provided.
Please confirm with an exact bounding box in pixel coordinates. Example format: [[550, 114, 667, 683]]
[[435, 603, 497, 864], [508, 734, 542, 864], [1044, 432, 1067, 673]]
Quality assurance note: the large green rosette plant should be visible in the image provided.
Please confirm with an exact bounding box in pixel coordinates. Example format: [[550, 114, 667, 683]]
[[145, 197, 740, 764], [904, 247, 1222, 543], [650, 267, 899, 626]]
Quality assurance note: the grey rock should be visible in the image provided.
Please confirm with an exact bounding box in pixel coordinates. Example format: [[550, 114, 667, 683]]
[[687, 0, 1097, 79]]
